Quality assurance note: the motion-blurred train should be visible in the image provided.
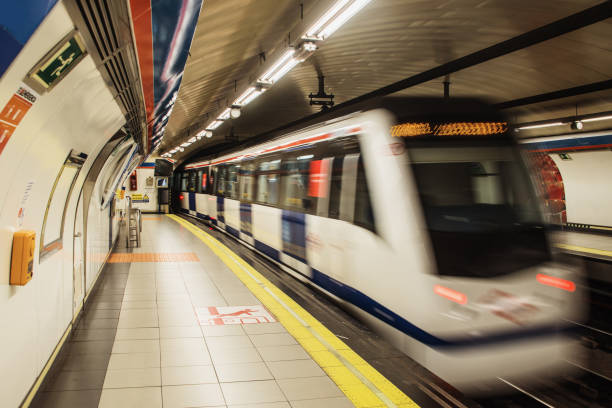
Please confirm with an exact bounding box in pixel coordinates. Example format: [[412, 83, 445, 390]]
[[174, 98, 585, 391]]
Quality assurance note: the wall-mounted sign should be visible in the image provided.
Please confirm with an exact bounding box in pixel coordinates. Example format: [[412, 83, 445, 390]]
[[0, 84, 38, 157], [26, 31, 86, 93]]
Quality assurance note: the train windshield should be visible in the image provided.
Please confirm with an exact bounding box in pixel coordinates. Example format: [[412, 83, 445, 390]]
[[408, 142, 550, 278]]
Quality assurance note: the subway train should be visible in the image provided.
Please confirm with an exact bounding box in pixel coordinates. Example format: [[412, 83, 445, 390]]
[[174, 98, 585, 391]]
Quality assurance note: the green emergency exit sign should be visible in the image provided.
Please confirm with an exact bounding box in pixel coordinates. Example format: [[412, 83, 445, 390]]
[[29, 32, 86, 91]]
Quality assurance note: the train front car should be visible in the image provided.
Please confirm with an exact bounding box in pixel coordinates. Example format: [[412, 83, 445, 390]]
[[380, 99, 586, 393]]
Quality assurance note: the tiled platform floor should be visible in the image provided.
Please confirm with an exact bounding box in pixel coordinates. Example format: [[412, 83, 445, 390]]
[[32, 216, 356, 408]]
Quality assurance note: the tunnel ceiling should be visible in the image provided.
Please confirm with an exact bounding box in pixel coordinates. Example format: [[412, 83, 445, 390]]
[[160, 0, 612, 162]]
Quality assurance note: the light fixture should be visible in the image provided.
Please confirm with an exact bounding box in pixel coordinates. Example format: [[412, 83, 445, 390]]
[[582, 114, 612, 123], [303, 0, 371, 40], [188, 136, 196, 143], [230, 107, 241, 119], [297, 154, 314, 160], [570, 120, 583, 130], [517, 122, 565, 131], [259, 49, 295, 83], [207, 120, 223, 130], [218, 108, 231, 121], [179, 147, 185, 152], [180, 142, 191, 147], [205, 130, 213, 138], [234, 86, 266, 106], [196, 134, 203, 140]]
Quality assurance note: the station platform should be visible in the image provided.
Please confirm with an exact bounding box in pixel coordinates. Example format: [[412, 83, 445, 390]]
[[29, 215, 421, 408], [552, 230, 612, 262]]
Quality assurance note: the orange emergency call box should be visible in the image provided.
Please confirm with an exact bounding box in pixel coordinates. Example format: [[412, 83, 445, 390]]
[[10, 230, 35, 286]]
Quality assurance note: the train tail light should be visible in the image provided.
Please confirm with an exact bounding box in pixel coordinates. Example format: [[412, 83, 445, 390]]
[[536, 274, 575, 292], [434, 285, 467, 304], [179, 194, 184, 200]]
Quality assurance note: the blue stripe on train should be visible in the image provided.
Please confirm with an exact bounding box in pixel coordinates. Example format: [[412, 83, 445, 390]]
[[188, 192, 196, 211], [217, 196, 225, 223], [240, 202, 252, 236], [281, 209, 307, 264], [254, 240, 280, 261], [226, 224, 240, 239], [309, 268, 577, 349]]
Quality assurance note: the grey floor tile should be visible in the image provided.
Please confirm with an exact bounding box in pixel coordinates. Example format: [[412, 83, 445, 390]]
[[31, 389, 101, 408], [115, 327, 159, 340], [209, 346, 262, 365], [220, 380, 285, 406], [108, 352, 160, 369], [66, 340, 114, 355], [103, 367, 161, 388], [206, 335, 253, 351], [289, 397, 356, 408], [161, 347, 212, 367], [62, 353, 111, 371], [112, 339, 160, 353], [201, 325, 245, 337], [72, 328, 116, 341], [242, 323, 287, 335], [249, 333, 297, 348], [159, 325, 203, 338], [79, 318, 119, 329], [45, 369, 107, 391], [277, 377, 343, 400], [215, 362, 273, 383], [256, 345, 310, 362], [82, 309, 121, 319], [266, 360, 325, 379], [98, 386, 162, 408], [161, 365, 217, 385], [228, 403, 289, 408], [162, 383, 225, 407]]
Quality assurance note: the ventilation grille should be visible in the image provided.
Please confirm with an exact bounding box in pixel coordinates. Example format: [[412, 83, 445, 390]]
[[71, 0, 146, 152]]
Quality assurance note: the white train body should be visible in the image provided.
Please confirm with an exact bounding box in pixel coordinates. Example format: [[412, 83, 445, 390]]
[[176, 99, 584, 391]]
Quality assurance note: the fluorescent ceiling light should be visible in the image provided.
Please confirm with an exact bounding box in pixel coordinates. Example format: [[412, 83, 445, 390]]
[[517, 122, 565, 130], [188, 136, 196, 143], [207, 120, 223, 130], [306, 0, 350, 37], [197, 130, 207, 137], [260, 49, 295, 82], [304, 0, 371, 40], [180, 142, 191, 147], [582, 114, 612, 123], [297, 154, 314, 160], [268, 57, 300, 83], [234, 86, 265, 106], [218, 108, 231, 120], [320, 0, 372, 39]]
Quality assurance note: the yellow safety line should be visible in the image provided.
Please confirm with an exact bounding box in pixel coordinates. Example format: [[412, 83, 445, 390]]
[[21, 324, 72, 408], [168, 214, 420, 408], [555, 243, 612, 258]]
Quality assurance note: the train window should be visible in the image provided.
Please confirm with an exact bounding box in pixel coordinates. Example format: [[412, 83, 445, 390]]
[[354, 156, 376, 233], [180, 172, 188, 191], [281, 156, 313, 212], [226, 164, 239, 199], [187, 171, 197, 192], [328, 157, 343, 219], [239, 162, 256, 201], [208, 167, 216, 194], [256, 159, 281, 205], [409, 145, 548, 277], [216, 166, 227, 196]]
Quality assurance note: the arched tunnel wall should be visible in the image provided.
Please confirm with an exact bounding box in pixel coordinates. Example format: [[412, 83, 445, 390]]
[[0, 3, 125, 407]]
